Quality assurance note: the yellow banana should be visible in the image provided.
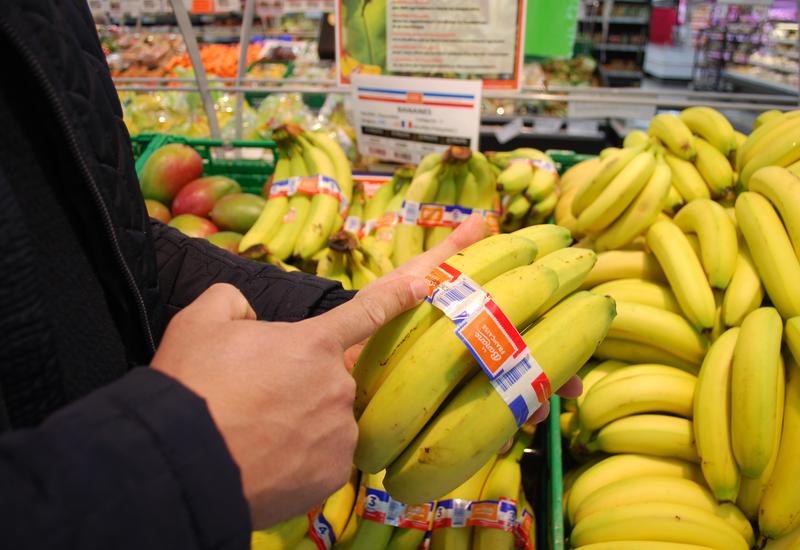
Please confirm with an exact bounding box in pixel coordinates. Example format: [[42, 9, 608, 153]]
[[352, 233, 538, 417], [525, 165, 558, 202], [623, 130, 650, 148], [754, 109, 784, 129], [646, 220, 716, 329], [585, 414, 699, 462], [472, 437, 527, 550], [721, 237, 764, 326], [589, 364, 696, 392], [673, 198, 738, 289], [239, 151, 292, 253], [578, 372, 695, 433], [554, 183, 581, 237], [384, 291, 615, 503], [737, 110, 800, 170], [430, 455, 497, 550], [572, 147, 642, 216], [607, 301, 708, 364], [764, 523, 800, 550], [580, 250, 665, 289], [348, 249, 379, 290], [679, 106, 736, 156], [349, 472, 395, 550], [740, 117, 800, 186], [424, 167, 458, 250], [747, 166, 800, 260], [736, 354, 785, 520], [576, 360, 628, 408], [693, 137, 735, 200], [570, 502, 749, 550], [566, 453, 703, 525], [664, 152, 710, 201], [574, 543, 720, 550], [392, 162, 441, 265], [759, 356, 800, 539], [787, 316, 800, 364], [594, 157, 671, 251], [590, 278, 681, 314], [662, 184, 686, 216], [574, 475, 754, 545], [496, 161, 533, 196], [594, 339, 699, 374], [267, 143, 312, 260], [732, 307, 783, 477], [526, 190, 557, 225], [511, 224, 573, 256], [649, 113, 697, 161], [385, 528, 426, 550], [355, 262, 561, 473], [787, 158, 800, 177], [736, 192, 800, 319], [560, 156, 602, 193], [693, 327, 740, 502]]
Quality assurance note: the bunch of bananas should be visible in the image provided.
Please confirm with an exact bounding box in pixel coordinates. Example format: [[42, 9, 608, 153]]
[[352, 224, 615, 504], [390, 146, 500, 266], [315, 231, 395, 291], [239, 123, 353, 262], [487, 148, 560, 232]]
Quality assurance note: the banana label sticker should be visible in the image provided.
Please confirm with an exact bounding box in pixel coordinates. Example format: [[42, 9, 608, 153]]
[[425, 261, 552, 426], [269, 175, 349, 214], [307, 506, 337, 550], [433, 498, 472, 529], [400, 200, 499, 233], [357, 487, 434, 530], [467, 498, 517, 531], [509, 157, 559, 175], [513, 509, 534, 550]]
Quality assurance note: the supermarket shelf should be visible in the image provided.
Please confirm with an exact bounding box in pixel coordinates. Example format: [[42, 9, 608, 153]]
[[750, 60, 800, 75], [599, 67, 644, 78], [772, 37, 799, 46], [722, 70, 799, 96], [579, 16, 649, 24], [595, 43, 645, 52]]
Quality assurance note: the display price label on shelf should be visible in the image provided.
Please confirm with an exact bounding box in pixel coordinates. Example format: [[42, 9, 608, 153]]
[[351, 74, 482, 164]]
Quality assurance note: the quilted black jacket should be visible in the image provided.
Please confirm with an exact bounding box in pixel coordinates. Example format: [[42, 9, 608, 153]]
[[0, 1, 353, 548]]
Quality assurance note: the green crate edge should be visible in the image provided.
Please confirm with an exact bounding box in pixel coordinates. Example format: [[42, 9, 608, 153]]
[[548, 395, 565, 550], [133, 133, 279, 195]]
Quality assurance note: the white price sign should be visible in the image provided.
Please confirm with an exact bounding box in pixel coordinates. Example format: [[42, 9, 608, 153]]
[[282, 0, 334, 12], [352, 74, 482, 164]]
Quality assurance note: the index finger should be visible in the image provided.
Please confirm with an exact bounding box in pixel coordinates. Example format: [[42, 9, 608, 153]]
[[304, 275, 429, 349]]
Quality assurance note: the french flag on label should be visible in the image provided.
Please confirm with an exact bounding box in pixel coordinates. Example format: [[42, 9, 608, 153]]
[[356, 86, 476, 109]]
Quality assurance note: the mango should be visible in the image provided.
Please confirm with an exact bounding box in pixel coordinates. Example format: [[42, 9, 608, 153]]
[[171, 176, 241, 217], [139, 144, 203, 205], [209, 193, 266, 233], [206, 231, 243, 254], [168, 214, 218, 238], [145, 199, 171, 224]]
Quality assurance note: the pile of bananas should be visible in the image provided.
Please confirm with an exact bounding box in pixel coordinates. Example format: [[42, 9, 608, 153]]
[[556, 107, 800, 254], [487, 148, 560, 232], [239, 123, 354, 262], [557, 161, 800, 547], [352, 224, 615, 504], [252, 435, 536, 550]]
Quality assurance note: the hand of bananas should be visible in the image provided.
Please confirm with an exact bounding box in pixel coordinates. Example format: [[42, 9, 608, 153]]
[[252, 435, 537, 550], [239, 123, 354, 262], [488, 148, 560, 232]]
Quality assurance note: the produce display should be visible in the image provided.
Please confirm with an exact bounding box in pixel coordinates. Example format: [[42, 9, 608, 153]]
[[555, 108, 800, 548], [134, 104, 800, 550], [251, 434, 536, 550]]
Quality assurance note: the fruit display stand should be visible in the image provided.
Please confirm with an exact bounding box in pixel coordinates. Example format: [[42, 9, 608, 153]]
[[134, 133, 278, 195]]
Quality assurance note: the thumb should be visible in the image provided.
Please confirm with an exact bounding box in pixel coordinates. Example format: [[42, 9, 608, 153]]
[[183, 283, 257, 322], [306, 275, 429, 349]]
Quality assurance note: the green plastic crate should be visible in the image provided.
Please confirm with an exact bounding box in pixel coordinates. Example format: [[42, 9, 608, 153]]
[[546, 149, 596, 175], [134, 134, 279, 196]]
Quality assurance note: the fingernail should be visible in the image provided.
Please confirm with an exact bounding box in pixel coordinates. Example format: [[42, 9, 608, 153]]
[[410, 278, 429, 301]]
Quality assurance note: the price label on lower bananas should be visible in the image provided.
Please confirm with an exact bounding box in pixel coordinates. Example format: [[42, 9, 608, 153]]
[[467, 499, 517, 531], [425, 262, 552, 426], [400, 200, 500, 233], [269, 175, 349, 214], [513, 509, 534, 550], [307, 506, 336, 550], [351, 74, 482, 165], [433, 498, 472, 529]]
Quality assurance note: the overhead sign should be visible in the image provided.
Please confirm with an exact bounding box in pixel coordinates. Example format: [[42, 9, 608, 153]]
[[352, 74, 482, 163], [336, 0, 525, 91]]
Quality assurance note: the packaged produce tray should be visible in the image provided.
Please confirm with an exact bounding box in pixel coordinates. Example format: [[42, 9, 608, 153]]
[[133, 133, 279, 196]]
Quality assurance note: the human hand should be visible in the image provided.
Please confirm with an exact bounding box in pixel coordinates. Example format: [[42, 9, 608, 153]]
[[151, 278, 428, 528]]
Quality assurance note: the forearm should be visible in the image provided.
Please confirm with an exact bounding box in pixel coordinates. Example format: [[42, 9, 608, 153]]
[[151, 221, 354, 323], [0, 368, 249, 550]]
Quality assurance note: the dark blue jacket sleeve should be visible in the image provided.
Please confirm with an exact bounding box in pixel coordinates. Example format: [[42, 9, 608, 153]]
[[0, 368, 250, 550], [151, 221, 355, 324]]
